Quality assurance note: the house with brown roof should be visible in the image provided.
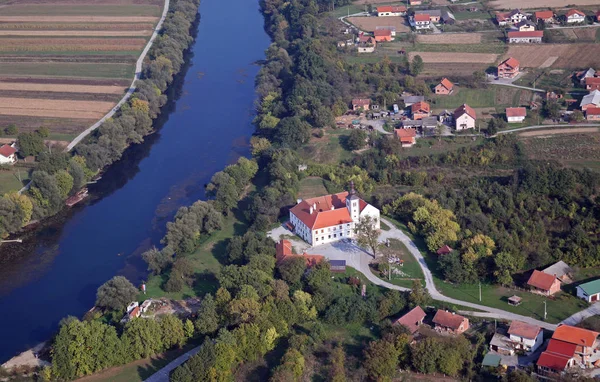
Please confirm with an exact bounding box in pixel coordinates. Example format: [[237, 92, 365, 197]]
[[498, 57, 520, 79], [534, 10, 554, 23], [0, 144, 17, 165], [411, 14, 431, 30], [514, 20, 536, 31], [357, 36, 376, 53], [453, 104, 476, 130], [585, 77, 600, 91], [395, 306, 426, 334], [506, 107, 526, 123], [565, 9, 586, 23], [436, 245, 453, 255], [549, 325, 599, 366], [376, 5, 406, 16], [394, 128, 417, 147], [434, 78, 454, 95], [276, 239, 324, 267], [496, 9, 527, 26], [508, 30, 543, 43], [373, 29, 392, 42], [289, 183, 380, 246], [586, 107, 600, 121], [432, 310, 469, 335], [409, 0, 422, 5], [508, 321, 543, 353], [411, 101, 430, 120], [527, 270, 561, 296], [537, 339, 577, 378], [352, 98, 370, 111]]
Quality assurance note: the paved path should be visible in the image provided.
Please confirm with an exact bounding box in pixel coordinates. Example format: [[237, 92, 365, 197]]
[[144, 345, 201, 382], [560, 302, 600, 326], [496, 123, 600, 135], [489, 82, 546, 93], [66, 0, 171, 151]]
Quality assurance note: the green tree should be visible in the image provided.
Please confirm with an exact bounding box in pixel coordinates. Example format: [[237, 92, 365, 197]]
[[275, 116, 311, 149], [195, 293, 219, 335], [17, 132, 45, 157], [141, 246, 174, 275], [408, 280, 431, 308], [410, 55, 424, 76], [184, 319, 194, 339], [160, 314, 186, 348], [571, 110, 584, 122], [355, 215, 381, 257], [277, 256, 307, 287], [363, 339, 400, 382], [95, 276, 139, 311], [54, 170, 74, 198], [329, 345, 346, 382], [5, 124, 18, 135], [346, 129, 368, 150], [37, 126, 50, 138], [122, 318, 164, 359]]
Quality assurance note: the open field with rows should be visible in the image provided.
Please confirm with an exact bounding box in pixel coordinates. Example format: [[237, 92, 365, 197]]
[[0, 0, 163, 140], [489, 0, 600, 9], [416, 33, 482, 44], [346, 16, 411, 33], [408, 51, 498, 64], [503, 44, 600, 69]]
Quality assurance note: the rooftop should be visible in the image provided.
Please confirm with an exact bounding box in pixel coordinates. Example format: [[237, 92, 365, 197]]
[[0, 144, 16, 158], [565, 9, 585, 17], [527, 269, 557, 291], [411, 101, 430, 113], [394, 128, 416, 138], [374, 29, 392, 37], [432, 310, 467, 330], [542, 261, 573, 279], [587, 107, 600, 116], [537, 351, 571, 371], [506, 107, 526, 117], [534, 10, 554, 19], [581, 90, 600, 107], [499, 57, 520, 69], [414, 14, 430, 22], [577, 279, 600, 296], [396, 306, 426, 334], [546, 339, 577, 358], [553, 325, 599, 348], [437, 244, 453, 255], [438, 78, 454, 90], [290, 191, 366, 230], [454, 104, 476, 120], [352, 98, 370, 106], [508, 320, 541, 340], [507, 31, 544, 38]]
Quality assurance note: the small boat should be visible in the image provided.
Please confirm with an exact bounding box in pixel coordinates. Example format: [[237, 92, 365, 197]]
[[65, 188, 89, 207]]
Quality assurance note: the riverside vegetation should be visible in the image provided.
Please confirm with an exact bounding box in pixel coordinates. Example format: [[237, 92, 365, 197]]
[[25, 0, 600, 381]]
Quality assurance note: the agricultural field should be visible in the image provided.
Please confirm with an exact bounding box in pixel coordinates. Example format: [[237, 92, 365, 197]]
[[431, 87, 533, 111], [408, 51, 498, 64], [346, 16, 411, 33], [416, 33, 482, 44], [489, 0, 600, 9], [503, 44, 600, 69], [0, 0, 164, 141]]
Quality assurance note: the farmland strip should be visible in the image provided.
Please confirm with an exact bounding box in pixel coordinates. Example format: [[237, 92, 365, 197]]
[[417, 33, 482, 44], [0, 97, 114, 113], [408, 52, 498, 63], [0, 16, 158, 23], [0, 30, 152, 36], [0, 82, 126, 94], [0, 90, 122, 102], [0, 5, 161, 17], [0, 37, 146, 45], [0, 45, 144, 52], [0, 62, 133, 79], [0, 77, 131, 86], [0, 109, 106, 120], [0, 115, 94, 132], [0, 23, 155, 31]]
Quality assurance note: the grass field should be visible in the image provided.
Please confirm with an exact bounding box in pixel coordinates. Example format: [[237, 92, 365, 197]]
[[297, 129, 355, 164], [380, 238, 425, 288], [0, 169, 30, 195], [298, 177, 329, 200], [431, 87, 531, 110]]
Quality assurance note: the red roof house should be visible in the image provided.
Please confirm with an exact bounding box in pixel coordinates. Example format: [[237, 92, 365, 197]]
[[352, 98, 370, 111], [275, 239, 324, 267], [585, 77, 600, 91], [414, 14, 430, 22], [534, 10, 554, 22], [537, 351, 574, 375], [527, 270, 561, 296], [498, 57, 520, 79], [411, 101, 430, 120], [0, 144, 17, 164], [395, 306, 426, 334], [394, 128, 417, 147], [434, 78, 454, 95], [432, 310, 469, 334], [552, 325, 599, 355], [506, 107, 527, 123], [373, 29, 392, 42], [586, 107, 600, 121], [436, 245, 453, 255], [377, 5, 407, 15], [508, 321, 541, 341]]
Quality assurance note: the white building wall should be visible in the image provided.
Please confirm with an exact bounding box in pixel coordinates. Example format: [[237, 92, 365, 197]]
[[567, 15, 585, 23], [507, 116, 525, 123], [312, 223, 354, 246], [360, 204, 381, 229], [0, 154, 15, 164], [509, 331, 543, 352], [455, 114, 475, 130]]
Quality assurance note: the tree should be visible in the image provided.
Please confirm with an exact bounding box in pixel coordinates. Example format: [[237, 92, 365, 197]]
[[408, 280, 430, 308], [329, 345, 346, 382], [363, 339, 400, 382], [487, 117, 506, 136], [37, 126, 50, 138], [347, 129, 368, 150], [95, 276, 139, 311], [122, 318, 164, 359], [160, 314, 186, 348], [571, 110, 584, 122], [142, 246, 174, 275], [17, 132, 45, 157], [275, 116, 311, 149], [355, 215, 381, 257], [277, 256, 307, 287], [4, 192, 33, 226], [542, 99, 560, 120], [410, 55, 424, 76], [5, 124, 18, 135], [195, 293, 219, 335], [55, 170, 74, 198], [272, 348, 305, 382]]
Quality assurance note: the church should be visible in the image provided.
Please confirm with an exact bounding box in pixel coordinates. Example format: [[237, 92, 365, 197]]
[[288, 182, 380, 246]]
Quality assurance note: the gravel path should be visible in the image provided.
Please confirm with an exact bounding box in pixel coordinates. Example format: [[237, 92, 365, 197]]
[[143, 346, 201, 382]]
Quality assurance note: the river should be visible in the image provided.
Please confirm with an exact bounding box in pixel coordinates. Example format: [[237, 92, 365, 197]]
[[0, 0, 270, 363]]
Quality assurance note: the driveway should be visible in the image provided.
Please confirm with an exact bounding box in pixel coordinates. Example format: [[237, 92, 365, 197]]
[[560, 302, 600, 326]]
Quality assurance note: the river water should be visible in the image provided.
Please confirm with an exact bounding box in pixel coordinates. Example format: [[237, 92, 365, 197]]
[[0, 0, 269, 363]]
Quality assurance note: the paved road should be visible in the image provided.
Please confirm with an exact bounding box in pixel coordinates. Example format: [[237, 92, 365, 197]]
[[143, 345, 201, 382], [560, 302, 600, 326], [66, 0, 171, 151], [496, 123, 600, 135]]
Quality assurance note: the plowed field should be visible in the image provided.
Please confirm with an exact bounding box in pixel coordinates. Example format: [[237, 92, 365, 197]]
[[0, 31, 152, 36], [0, 82, 126, 94], [416, 33, 482, 44], [346, 16, 411, 33], [489, 0, 600, 8], [0, 16, 158, 22], [503, 44, 600, 68]]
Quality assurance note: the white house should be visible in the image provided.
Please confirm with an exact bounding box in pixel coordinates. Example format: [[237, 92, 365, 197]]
[[508, 321, 544, 353], [565, 9, 586, 23], [0, 144, 17, 165], [576, 279, 600, 302], [289, 182, 380, 246], [508, 31, 543, 43], [506, 107, 526, 123], [376, 5, 406, 16], [453, 104, 476, 130], [411, 14, 431, 30]]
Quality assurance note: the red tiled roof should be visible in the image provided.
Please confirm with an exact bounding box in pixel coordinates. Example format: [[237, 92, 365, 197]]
[[566, 9, 585, 17], [374, 29, 392, 37], [527, 270, 557, 291], [432, 310, 467, 330], [546, 339, 577, 358], [436, 245, 453, 255], [508, 320, 541, 339], [0, 144, 16, 158], [414, 14, 430, 22], [439, 78, 454, 90], [499, 57, 519, 70], [585, 77, 600, 85], [290, 192, 367, 230], [276, 239, 293, 258], [352, 98, 370, 106], [454, 104, 476, 120], [537, 351, 571, 371], [377, 5, 406, 12], [396, 306, 426, 333], [587, 107, 600, 116], [129, 306, 140, 318], [508, 31, 543, 38], [535, 10, 554, 19], [358, 35, 375, 44], [496, 12, 509, 21], [553, 325, 599, 348], [411, 101, 430, 113], [506, 107, 526, 117], [394, 128, 416, 138]]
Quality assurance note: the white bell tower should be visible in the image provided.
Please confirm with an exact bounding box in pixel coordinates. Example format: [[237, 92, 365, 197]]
[[346, 181, 360, 222]]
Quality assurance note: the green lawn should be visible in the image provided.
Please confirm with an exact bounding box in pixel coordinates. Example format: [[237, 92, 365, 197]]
[[298, 176, 328, 200], [406, 43, 505, 54], [328, 4, 364, 18], [297, 129, 354, 164], [431, 88, 496, 109], [375, 238, 425, 289], [0, 168, 30, 195], [403, 137, 485, 158], [0, 62, 134, 79]]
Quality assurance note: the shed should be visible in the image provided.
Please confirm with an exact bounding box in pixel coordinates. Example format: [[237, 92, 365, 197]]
[[329, 259, 347, 272], [508, 295, 522, 306], [482, 353, 501, 367], [542, 261, 574, 284], [576, 279, 600, 302]]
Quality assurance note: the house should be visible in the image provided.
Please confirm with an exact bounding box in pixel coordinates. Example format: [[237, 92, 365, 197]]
[[276, 239, 324, 266], [508, 30, 543, 43], [537, 339, 577, 378], [395, 306, 426, 334], [585, 76, 600, 91], [453, 104, 476, 130], [401, 117, 437, 130], [376, 26, 396, 36], [586, 107, 600, 121], [374, 29, 392, 42], [498, 57, 520, 79], [432, 310, 469, 335], [508, 321, 543, 353], [542, 261, 574, 284], [576, 67, 596, 85], [534, 10, 554, 23], [352, 98, 370, 111], [434, 78, 454, 95], [329, 259, 346, 272], [514, 20, 536, 31], [394, 128, 417, 147], [436, 245, 453, 255], [440, 9, 456, 24], [506, 107, 526, 123], [0, 144, 17, 165], [565, 9, 586, 24], [496, 9, 527, 26], [490, 331, 516, 355], [402, 95, 425, 106], [411, 14, 431, 29], [128, 306, 141, 319], [409, 0, 422, 5], [376, 5, 406, 16], [415, 9, 442, 23], [357, 36, 376, 53], [581, 90, 600, 111], [140, 299, 153, 313], [288, 183, 380, 246], [411, 101, 430, 120], [576, 279, 600, 302], [551, 325, 599, 365], [527, 270, 561, 296], [126, 301, 139, 313]]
